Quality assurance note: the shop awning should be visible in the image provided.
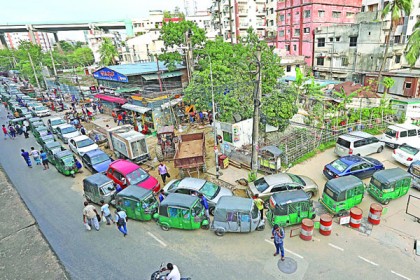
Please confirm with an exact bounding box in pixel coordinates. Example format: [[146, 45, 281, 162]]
[[94, 94, 127, 104], [122, 103, 151, 114], [142, 71, 183, 81], [161, 98, 183, 109], [115, 87, 142, 94]]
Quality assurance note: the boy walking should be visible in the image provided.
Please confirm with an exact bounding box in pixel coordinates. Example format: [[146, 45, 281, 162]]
[[40, 150, 49, 170], [21, 149, 32, 167], [115, 207, 128, 237], [30, 147, 41, 165], [100, 200, 114, 225]]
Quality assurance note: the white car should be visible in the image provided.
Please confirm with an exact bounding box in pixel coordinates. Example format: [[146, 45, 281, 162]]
[[68, 135, 99, 156], [31, 105, 51, 117], [56, 124, 80, 144], [392, 144, 420, 167], [47, 117, 67, 133]]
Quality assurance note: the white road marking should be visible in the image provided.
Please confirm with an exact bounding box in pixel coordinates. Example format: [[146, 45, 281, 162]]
[[328, 243, 344, 251], [264, 239, 303, 259], [358, 256, 379, 266], [391, 270, 411, 280], [147, 232, 167, 247]]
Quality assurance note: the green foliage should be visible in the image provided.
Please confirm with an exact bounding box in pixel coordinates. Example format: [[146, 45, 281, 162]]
[[405, 20, 420, 67], [292, 141, 336, 165], [99, 38, 118, 66], [248, 171, 257, 182], [262, 87, 298, 131], [382, 77, 395, 92]]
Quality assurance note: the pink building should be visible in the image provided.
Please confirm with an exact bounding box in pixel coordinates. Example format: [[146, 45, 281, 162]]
[[276, 0, 362, 66]]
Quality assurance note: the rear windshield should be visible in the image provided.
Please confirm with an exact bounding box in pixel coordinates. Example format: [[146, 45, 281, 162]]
[[385, 129, 397, 138], [288, 174, 305, 186], [409, 165, 420, 178], [77, 138, 94, 148], [51, 119, 65, 126], [61, 126, 77, 134], [91, 153, 110, 165], [199, 182, 220, 200], [254, 178, 269, 192], [324, 186, 341, 201], [336, 138, 350, 148], [331, 159, 348, 172], [400, 145, 419, 155]]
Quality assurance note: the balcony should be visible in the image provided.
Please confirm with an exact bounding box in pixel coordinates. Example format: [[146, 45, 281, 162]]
[[238, 9, 248, 16], [239, 22, 249, 29]]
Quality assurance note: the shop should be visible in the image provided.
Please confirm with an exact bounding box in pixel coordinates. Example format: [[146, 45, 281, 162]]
[[94, 94, 127, 114]]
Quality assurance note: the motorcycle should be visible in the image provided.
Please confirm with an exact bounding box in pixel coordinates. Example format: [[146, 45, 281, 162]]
[[151, 263, 191, 280]]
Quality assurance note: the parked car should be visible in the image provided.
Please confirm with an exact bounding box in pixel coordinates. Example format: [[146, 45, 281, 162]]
[[334, 131, 384, 157], [380, 124, 420, 148], [81, 149, 113, 174], [323, 155, 384, 180], [106, 159, 160, 192], [392, 144, 420, 167], [68, 135, 99, 156], [164, 177, 233, 215], [15, 107, 29, 117], [31, 105, 51, 117], [56, 124, 80, 144], [247, 173, 319, 202], [47, 117, 66, 133], [408, 161, 420, 191]]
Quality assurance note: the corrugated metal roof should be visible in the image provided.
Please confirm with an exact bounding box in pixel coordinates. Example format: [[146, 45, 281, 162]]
[[106, 62, 185, 76]]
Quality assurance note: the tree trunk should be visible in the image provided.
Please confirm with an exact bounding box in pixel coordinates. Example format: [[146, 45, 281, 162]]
[[377, 20, 394, 93]]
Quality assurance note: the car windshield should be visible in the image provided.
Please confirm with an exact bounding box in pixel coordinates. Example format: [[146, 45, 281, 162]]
[[126, 168, 149, 185], [61, 126, 77, 134], [167, 180, 181, 191], [254, 178, 269, 192], [399, 145, 419, 155], [100, 182, 115, 195], [35, 106, 47, 111], [288, 174, 305, 186], [331, 159, 348, 172], [77, 138, 94, 148], [91, 153, 110, 165], [199, 182, 220, 199], [51, 119, 65, 126], [385, 129, 397, 138]]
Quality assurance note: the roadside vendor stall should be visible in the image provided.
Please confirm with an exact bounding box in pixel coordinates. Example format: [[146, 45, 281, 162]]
[[94, 94, 127, 114]]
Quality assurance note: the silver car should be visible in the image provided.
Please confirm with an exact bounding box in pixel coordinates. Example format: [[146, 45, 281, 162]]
[[247, 173, 319, 202], [163, 177, 233, 215]]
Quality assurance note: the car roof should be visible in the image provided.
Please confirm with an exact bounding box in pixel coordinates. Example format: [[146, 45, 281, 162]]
[[49, 117, 63, 121], [372, 168, 411, 183], [57, 124, 73, 129], [271, 190, 310, 205], [325, 175, 363, 192], [109, 159, 139, 174], [339, 131, 373, 141], [71, 135, 90, 142], [387, 124, 419, 131], [160, 193, 198, 208], [117, 185, 152, 201], [263, 173, 292, 186], [338, 155, 365, 165], [85, 149, 106, 157], [177, 177, 206, 190]]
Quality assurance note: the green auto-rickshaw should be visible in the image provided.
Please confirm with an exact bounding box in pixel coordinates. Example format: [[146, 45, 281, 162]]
[[16, 107, 29, 117], [83, 173, 116, 206], [319, 175, 365, 215], [28, 117, 42, 129], [54, 150, 79, 177], [9, 117, 25, 126], [116, 185, 159, 221], [24, 113, 33, 120], [33, 126, 49, 142], [39, 134, 55, 150], [153, 193, 209, 231], [45, 141, 64, 165], [266, 190, 316, 227], [368, 168, 412, 205]]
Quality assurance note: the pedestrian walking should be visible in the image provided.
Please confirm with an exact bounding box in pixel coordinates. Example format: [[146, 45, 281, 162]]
[[40, 150, 49, 170], [100, 200, 114, 225], [2, 124, 10, 139], [112, 110, 117, 123], [253, 194, 265, 219], [8, 125, 16, 139], [114, 182, 122, 193], [80, 125, 86, 135], [271, 224, 285, 260], [21, 149, 32, 167], [83, 201, 100, 231], [158, 162, 170, 184], [92, 103, 97, 112], [22, 125, 29, 138], [198, 193, 210, 220], [158, 189, 166, 202], [115, 207, 128, 237], [15, 124, 22, 135], [30, 147, 41, 165]]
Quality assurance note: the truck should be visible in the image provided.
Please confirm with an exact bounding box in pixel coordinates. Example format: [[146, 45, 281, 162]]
[[174, 132, 206, 178], [98, 125, 150, 163]]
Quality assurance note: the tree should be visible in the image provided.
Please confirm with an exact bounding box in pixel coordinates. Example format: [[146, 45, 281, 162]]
[[14, 41, 45, 86], [58, 40, 75, 53], [262, 87, 298, 131], [377, 0, 412, 88], [0, 49, 15, 70], [405, 20, 420, 67], [99, 38, 118, 66], [70, 47, 94, 67]]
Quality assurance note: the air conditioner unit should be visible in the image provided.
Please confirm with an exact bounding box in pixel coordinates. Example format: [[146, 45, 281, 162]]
[[315, 27, 321, 32], [319, 52, 326, 57]]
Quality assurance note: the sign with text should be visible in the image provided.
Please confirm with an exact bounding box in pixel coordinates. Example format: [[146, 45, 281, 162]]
[[93, 67, 128, 83]]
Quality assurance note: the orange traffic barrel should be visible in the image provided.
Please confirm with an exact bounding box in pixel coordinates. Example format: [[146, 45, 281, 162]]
[[368, 203, 383, 225], [300, 218, 314, 241], [349, 207, 363, 229], [319, 214, 333, 236]]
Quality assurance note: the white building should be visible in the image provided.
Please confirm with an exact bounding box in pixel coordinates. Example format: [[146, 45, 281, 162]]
[[132, 10, 164, 36], [186, 11, 217, 40], [122, 30, 165, 63], [86, 30, 121, 64], [5, 32, 54, 51]]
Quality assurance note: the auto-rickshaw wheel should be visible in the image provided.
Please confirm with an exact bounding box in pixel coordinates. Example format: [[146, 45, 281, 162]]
[[209, 207, 215, 216], [256, 225, 265, 231], [215, 229, 225, 236], [201, 224, 210, 230], [160, 224, 170, 231], [71, 173, 76, 178], [383, 199, 390, 205]]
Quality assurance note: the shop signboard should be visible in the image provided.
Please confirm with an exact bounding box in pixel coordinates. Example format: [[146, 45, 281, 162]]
[[93, 67, 128, 83]]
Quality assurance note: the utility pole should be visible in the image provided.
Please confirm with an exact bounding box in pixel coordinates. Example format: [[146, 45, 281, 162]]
[[185, 30, 194, 83], [27, 52, 41, 89], [49, 49, 57, 76], [209, 56, 219, 178], [155, 55, 163, 92], [251, 46, 262, 173]]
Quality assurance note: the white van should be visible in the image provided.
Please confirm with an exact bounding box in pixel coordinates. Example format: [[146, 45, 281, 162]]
[[334, 131, 385, 157], [380, 124, 420, 148]]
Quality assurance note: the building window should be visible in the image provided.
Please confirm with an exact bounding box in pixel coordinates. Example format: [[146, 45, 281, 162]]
[[280, 14, 285, 21], [318, 38, 325, 47], [271, 8, 274, 14], [286, 45, 290, 51], [304, 27, 310, 33], [405, 82, 412, 89], [346, 12, 355, 18], [332, 11, 341, 18], [336, 37, 340, 41], [395, 55, 401, 63], [349, 36, 358, 47], [329, 37, 334, 42], [286, 65, 291, 72], [288, 13, 291, 17], [279, 30, 285, 37], [318, 10, 325, 17], [295, 29, 300, 36], [341, 57, 349, 66], [296, 11, 299, 15], [293, 45, 297, 51], [409, 16, 414, 20], [304, 10, 311, 18], [394, 35, 401, 43], [317, 57, 325, 66]]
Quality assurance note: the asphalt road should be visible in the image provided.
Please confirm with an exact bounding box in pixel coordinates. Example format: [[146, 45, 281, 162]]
[[1, 109, 419, 280]]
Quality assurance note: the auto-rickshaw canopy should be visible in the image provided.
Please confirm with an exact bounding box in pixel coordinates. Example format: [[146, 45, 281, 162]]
[[117, 185, 153, 201], [270, 190, 310, 208], [372, 168, 411, 186], [28, 117, 41, 124], [45, 141, 62, 150], [40, 134, 55, 143], [54, 150, 74, 160], [160, 193, 198, 209], [325, 175, 363, 194], [83, 173, 113, 188], [214, 196, 253, 222]]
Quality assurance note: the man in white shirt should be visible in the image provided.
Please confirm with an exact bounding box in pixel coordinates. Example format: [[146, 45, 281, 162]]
[[115, 208, 128, 237], [165, 263, 180, 280]]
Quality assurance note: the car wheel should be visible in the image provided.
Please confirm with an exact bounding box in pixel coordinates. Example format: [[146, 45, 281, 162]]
[[209, 207, 215, 216], [377, 146, 384, 153], [306, 191, 314, 199], [160, 224, 170, 231]]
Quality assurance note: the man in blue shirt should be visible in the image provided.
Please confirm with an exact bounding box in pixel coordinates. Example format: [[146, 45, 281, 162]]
[[114, 183, 122, 193], [272, 224, 285, 260], [198, 194, 210, 220], [158, 189, 166, 202]]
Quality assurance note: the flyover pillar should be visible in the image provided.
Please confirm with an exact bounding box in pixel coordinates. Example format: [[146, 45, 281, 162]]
[[26, 25, 36, 43], [53, 32, 59, 43], [0, 34, 7, 49]]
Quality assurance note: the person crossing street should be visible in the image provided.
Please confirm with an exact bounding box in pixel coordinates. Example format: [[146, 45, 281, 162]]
[[115, 207, 128, 237], [20, 149, 32, 168]]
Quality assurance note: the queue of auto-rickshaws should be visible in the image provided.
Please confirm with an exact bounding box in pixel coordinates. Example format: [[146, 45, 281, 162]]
[[2, 88, 417, 236]]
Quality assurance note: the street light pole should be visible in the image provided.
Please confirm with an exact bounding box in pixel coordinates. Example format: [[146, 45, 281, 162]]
[[49, 49, 57, 76], [251, 46, 262, 173], [27, 52, 41, 89], [209, 56, 220, 178]]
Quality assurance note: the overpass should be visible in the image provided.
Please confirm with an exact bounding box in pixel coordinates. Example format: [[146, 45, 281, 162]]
[[0, 20, 133, 47]]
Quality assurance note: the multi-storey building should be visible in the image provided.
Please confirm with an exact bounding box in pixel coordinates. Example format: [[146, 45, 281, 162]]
[[186, 11, 217, 39], [276, 0, 362, 66], [86, 30, 122, 64], [5, 32, 54, 52], [132, 10, 165, 36], [210, 0, 267, 43]]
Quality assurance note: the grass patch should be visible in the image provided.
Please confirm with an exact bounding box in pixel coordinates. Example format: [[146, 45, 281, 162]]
[[291, 140, 336, 165], [363, 127, 384, 135]]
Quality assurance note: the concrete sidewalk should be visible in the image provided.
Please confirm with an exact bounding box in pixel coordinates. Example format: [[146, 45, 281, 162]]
[[0, 166, 68, 280]]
